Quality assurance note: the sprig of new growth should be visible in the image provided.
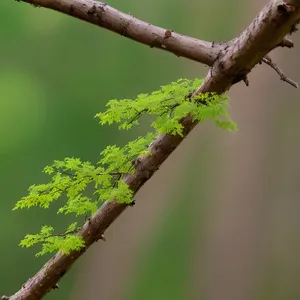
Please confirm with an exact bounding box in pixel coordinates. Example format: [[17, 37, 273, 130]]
[[14, 78, 236, 256]]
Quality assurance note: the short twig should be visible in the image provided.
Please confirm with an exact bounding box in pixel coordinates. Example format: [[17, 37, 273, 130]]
[[262, 56, 298, 88], [52, 283, 59, 290], [243, 75, 249, 86], [278, 36, 294, 48]]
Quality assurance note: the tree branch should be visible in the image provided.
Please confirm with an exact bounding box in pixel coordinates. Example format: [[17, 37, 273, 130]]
[[16, 0, 221, 66], [262, 55, 299, 88], [4, 0, 300, 299]]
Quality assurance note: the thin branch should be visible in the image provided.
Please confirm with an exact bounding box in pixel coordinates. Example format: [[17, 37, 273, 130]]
[[262, 55, 299, 88], [16, 0, 221, 66], [5, 0, 300, 299]]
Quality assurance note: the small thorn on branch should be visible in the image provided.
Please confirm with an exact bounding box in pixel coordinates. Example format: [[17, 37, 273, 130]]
[[290, 23, 299, 34], [262, 56, 298, 88], [129, 199, 136, 207], [277, 3, 296, 14], [52, 283, 59, 289], [243, 75, 249, 86], [278, 36, 294, 48], [100, 233, 106, 241]]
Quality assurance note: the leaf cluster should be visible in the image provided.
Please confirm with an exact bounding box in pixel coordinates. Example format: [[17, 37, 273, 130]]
[[97, 78, 236, 135], [19, 223, 84, 256], [15, 78, 236, 255]]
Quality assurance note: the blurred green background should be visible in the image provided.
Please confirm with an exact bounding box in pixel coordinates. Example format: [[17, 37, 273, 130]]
[[1, 1, 300, 299]]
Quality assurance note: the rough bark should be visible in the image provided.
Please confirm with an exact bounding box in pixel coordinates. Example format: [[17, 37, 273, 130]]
[[3, 0, 300, 299]]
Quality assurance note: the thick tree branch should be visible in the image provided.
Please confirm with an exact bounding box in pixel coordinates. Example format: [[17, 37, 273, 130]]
[[4, 0, 300, 299], [16, 0, 220, 66]]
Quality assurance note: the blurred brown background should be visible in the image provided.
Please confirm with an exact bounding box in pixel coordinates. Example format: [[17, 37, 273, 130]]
[[1, 1, 300, 299]]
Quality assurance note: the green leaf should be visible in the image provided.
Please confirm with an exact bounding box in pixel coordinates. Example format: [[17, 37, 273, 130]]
[[15, 77, 236, 256]]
